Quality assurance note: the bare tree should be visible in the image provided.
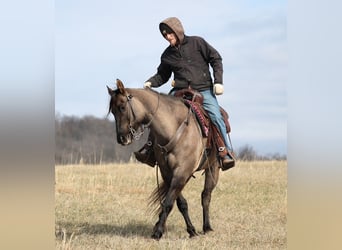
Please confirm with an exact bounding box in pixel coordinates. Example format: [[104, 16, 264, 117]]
[[236, 144, 257, 161]]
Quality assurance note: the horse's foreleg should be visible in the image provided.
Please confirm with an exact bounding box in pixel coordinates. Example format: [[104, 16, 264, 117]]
[[177, 193, 198, 237], [151, 176, 187, 240], [151, 192, 177, 240], [202, 166, 219, 233]]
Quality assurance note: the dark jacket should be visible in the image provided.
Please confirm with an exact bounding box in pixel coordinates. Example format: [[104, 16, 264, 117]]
[[147, 17, 223, 91]]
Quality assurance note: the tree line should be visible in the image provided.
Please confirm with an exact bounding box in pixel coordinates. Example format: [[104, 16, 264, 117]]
[[55, 114, 147, 165], [55, 114, 286, 165]]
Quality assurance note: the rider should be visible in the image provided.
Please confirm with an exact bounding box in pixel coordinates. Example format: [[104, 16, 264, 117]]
[[136, 17, 235, 171]]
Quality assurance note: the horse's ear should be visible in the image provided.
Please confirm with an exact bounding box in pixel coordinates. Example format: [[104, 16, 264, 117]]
[[116, 79, 127, 95], [107, 85, 115, 96]]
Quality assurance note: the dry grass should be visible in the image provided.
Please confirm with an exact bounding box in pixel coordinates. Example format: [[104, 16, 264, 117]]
[[55, 161, 287, 249]]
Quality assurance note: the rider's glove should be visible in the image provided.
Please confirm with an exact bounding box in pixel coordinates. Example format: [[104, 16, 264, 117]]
[[144, 81, 152, 89], [213, 83, 224, 95]]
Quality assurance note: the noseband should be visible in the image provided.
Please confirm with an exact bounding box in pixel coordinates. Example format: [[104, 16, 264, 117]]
[[124, 91, 160, 140]]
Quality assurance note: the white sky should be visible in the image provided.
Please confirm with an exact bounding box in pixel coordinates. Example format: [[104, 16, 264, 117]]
[[55, 0, 287, 155]]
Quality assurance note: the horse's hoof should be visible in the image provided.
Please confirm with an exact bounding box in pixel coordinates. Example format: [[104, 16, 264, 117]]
[[203, 227, 214, 234], [189, 231, 199, 238], [187, 227, 199, 238], [151, 231, 163, 240]]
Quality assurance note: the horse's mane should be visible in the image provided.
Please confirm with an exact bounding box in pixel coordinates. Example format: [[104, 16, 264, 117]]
[[147, 88, 185, 106], [146, 88, 179, 101], [107, 88, 121, 116]]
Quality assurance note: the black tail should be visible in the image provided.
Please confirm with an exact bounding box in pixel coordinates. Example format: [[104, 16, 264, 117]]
[[148, 181, 169, 216]]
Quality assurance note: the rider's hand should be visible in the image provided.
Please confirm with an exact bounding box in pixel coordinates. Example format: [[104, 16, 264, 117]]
[[213, 83, 224, 95], [144, 82, 152, 89]]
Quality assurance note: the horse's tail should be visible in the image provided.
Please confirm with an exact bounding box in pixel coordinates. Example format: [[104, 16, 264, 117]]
[[148, 181, 169, 216]]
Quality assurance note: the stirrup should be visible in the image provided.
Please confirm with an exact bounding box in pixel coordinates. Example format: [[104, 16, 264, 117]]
[[134, 141, 156, 167]]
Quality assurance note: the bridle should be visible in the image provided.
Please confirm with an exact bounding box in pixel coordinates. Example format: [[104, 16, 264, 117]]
[[123, 90, 160, 141]]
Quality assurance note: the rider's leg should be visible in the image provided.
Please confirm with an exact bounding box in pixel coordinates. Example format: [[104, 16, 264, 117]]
[[200, 89, 235, 170]]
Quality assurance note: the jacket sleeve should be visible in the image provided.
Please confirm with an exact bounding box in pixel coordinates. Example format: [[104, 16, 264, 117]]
[[146, 56, 172, 87], [200, 38, 223, 84]]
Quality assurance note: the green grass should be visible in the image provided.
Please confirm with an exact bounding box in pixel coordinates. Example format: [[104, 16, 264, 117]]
[[55, 161, 287, 249]]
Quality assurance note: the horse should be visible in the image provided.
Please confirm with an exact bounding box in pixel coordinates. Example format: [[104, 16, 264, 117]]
[[107, 79, 222, 239]]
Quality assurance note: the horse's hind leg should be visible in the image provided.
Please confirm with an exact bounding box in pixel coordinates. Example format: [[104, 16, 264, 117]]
[[201, 166, 219, 233], [177, 193, 198, 237]]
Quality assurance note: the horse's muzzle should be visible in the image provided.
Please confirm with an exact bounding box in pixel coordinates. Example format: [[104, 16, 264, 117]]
[[117, 134, 132, 145]]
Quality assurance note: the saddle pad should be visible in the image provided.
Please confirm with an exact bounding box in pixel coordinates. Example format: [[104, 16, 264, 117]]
[[184, 100, 209, 137]]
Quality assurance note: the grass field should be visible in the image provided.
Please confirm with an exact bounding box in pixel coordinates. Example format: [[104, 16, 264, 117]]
[[55, 161, 287, 249]]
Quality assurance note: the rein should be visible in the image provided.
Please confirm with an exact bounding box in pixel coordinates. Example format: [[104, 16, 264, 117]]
[[157, 105, 192, 154]]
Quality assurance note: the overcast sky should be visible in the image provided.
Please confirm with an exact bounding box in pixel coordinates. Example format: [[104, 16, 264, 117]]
[[55, 0, 287, 155]]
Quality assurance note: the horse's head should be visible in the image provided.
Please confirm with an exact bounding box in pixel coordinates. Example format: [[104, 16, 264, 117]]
[[107, 79, 144, 145]]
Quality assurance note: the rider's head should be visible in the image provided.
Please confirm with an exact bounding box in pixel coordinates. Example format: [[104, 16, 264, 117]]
[[159, 17, 184, 46]]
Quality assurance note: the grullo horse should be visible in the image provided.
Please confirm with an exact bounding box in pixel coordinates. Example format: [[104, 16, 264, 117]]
[[107, 79, 223, 239]]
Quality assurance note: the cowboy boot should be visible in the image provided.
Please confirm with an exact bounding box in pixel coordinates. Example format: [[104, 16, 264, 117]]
[[217, 145, 235, 171], [221, 150, 236, 171], [134, 141, 156, 167]]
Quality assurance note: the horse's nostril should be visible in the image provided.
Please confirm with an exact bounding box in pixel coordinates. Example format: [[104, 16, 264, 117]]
[[120, 135, 125, 143]]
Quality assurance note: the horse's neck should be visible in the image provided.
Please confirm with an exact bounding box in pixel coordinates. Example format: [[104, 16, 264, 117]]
[[139, 91, 188, 141]]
